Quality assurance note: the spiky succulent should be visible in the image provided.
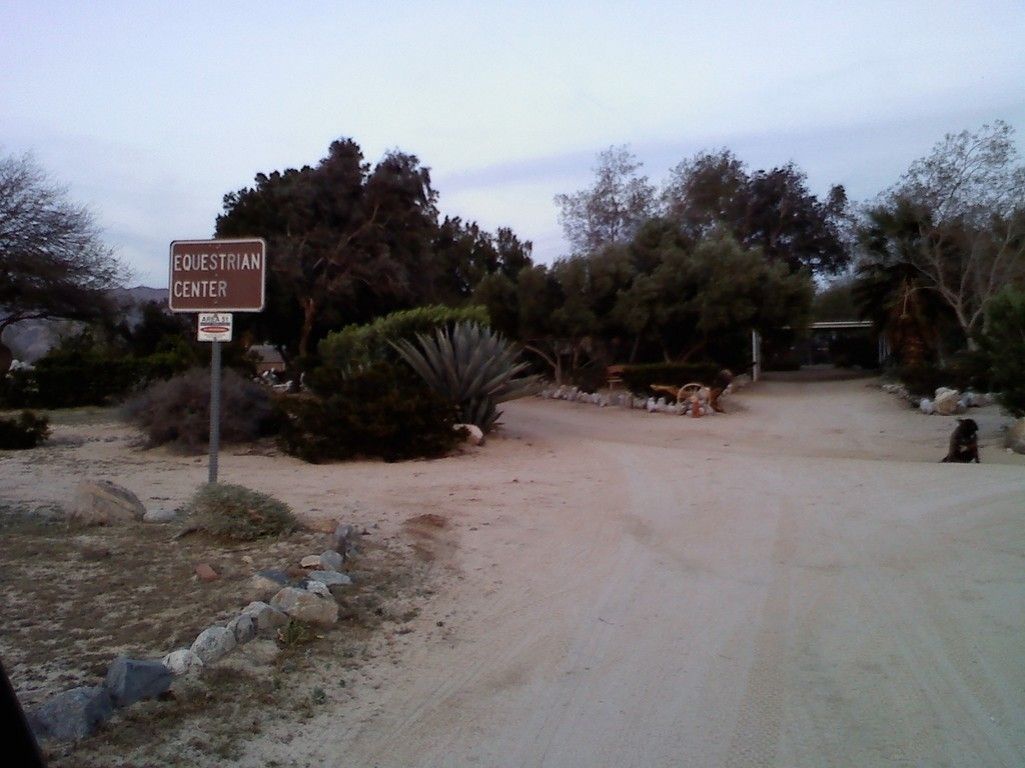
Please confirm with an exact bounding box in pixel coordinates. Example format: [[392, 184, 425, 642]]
[[392, 321, 537, 432]]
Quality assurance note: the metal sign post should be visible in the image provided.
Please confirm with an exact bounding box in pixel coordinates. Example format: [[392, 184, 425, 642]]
[[198, 313, 233, 483], [209, 340, 222, 483], [170, 239, 265, 485]]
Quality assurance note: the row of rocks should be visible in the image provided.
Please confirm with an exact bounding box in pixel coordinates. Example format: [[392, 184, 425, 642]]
[[538, 386, 717, 415], [538, 376, 750, 415], [27, 517, 360, 742], [881, 383, 996, 415]]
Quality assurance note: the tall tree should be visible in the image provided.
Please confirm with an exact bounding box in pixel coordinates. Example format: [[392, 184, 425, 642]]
[[860, 121, 1025, 344], [0, 152, 124, 337], [663, 149, 851, 275], [217, 140, 439, 358], [554, 145, 656, 255]]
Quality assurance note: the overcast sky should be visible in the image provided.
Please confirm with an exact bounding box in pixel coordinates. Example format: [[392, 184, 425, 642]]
[[2, 1, 1024, 287]]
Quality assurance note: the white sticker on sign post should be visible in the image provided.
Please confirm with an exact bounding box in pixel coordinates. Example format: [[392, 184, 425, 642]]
[[198, 313, 233, 342]]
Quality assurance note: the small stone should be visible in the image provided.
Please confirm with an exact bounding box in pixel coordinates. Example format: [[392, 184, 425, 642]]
[[195, 563, 219, 582], [104, 656, 172, 708], [68, 480, 146, 525], [241, 555, 254, 565], [190, 626, 236, 663], [300, 555, 322, 568], [271, 587, 338, 627], [307, 570, 352, 587], [28, 686, 113, 741], [319, 550, 343, 571], [227, 613, 257, 645], [240, 601, 289, 633], [142, 508, 177, 524], [162, 649, 203, 676], [333, 523, 354, 553]]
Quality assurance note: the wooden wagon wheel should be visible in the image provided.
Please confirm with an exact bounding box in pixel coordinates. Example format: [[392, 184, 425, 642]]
[[677, 382, 705, 400]]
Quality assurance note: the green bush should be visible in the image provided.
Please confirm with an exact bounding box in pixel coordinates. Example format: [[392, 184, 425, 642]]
[[278, 363, 463, 463], [0, 411, 51, 449], [185, 483, 296, 541], [123, 367, 277, 452], [619, 362, 722, 396], [318, 305, 490, 375], [393, 321, 537, 432], [980, 288, 1025, 417]]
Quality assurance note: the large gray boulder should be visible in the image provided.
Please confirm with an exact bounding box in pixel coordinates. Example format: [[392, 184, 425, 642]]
[[104, 656, 172, 708], [162, 649, 203, 676], [226, 613, 257, 645], [307, 570, 352, 587], [319, 550, 343, 571], [68, 480, 146, 525], [934, 388, 961, 416], [240, 601, 289, 633], [190, 626, 236, 663], [270, 587, 338, 627], [28, 686, 113, 741]]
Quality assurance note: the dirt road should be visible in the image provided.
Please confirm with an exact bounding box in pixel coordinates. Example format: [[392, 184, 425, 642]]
[[237, 379, 1023, 768], [4, 378, 1022, 767]]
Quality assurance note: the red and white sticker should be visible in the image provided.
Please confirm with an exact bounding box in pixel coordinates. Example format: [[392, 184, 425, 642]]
[[197, 312, 233, 342]]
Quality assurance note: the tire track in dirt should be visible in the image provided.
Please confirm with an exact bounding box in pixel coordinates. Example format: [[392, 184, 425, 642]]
[[721, 467, 797, 768]]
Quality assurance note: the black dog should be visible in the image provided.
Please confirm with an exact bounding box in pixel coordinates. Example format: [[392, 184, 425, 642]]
[[942, 418, 980, 463]]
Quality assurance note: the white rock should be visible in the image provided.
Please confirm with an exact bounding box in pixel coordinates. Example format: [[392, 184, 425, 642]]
[[162, 649, 203, 676], [190, 626, 236, 663], [300, 555, 321, 568], [142, 508, 177, 524], [1006, 417, 1025, 455], [454, 423, 485, 446], [919, 398, 936, 415]]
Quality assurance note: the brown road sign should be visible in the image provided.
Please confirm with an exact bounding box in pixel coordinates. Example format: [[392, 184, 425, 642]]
[[169, 238, 266, 312]]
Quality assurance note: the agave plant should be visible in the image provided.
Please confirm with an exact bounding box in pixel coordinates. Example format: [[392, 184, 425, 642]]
[[392, 321, 538, 432]]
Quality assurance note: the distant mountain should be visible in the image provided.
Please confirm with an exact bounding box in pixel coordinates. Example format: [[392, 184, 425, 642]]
[[1, 286, 169, 363]]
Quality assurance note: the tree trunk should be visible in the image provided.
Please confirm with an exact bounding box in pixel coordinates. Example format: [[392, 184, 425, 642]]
[[629, 333, 641, 364], [298, 297, 317, 358]]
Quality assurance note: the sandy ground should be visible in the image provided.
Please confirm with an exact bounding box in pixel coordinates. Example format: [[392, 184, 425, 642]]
[[2, 378, 1024, 767]]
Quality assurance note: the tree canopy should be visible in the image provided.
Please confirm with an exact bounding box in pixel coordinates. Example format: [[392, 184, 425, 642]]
[[663, 149, 852, 275], [554, 145, 656, 255], [855, 121, 1025, 350], [216, 138, 532, 359], [0, 152, 124, 336]]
